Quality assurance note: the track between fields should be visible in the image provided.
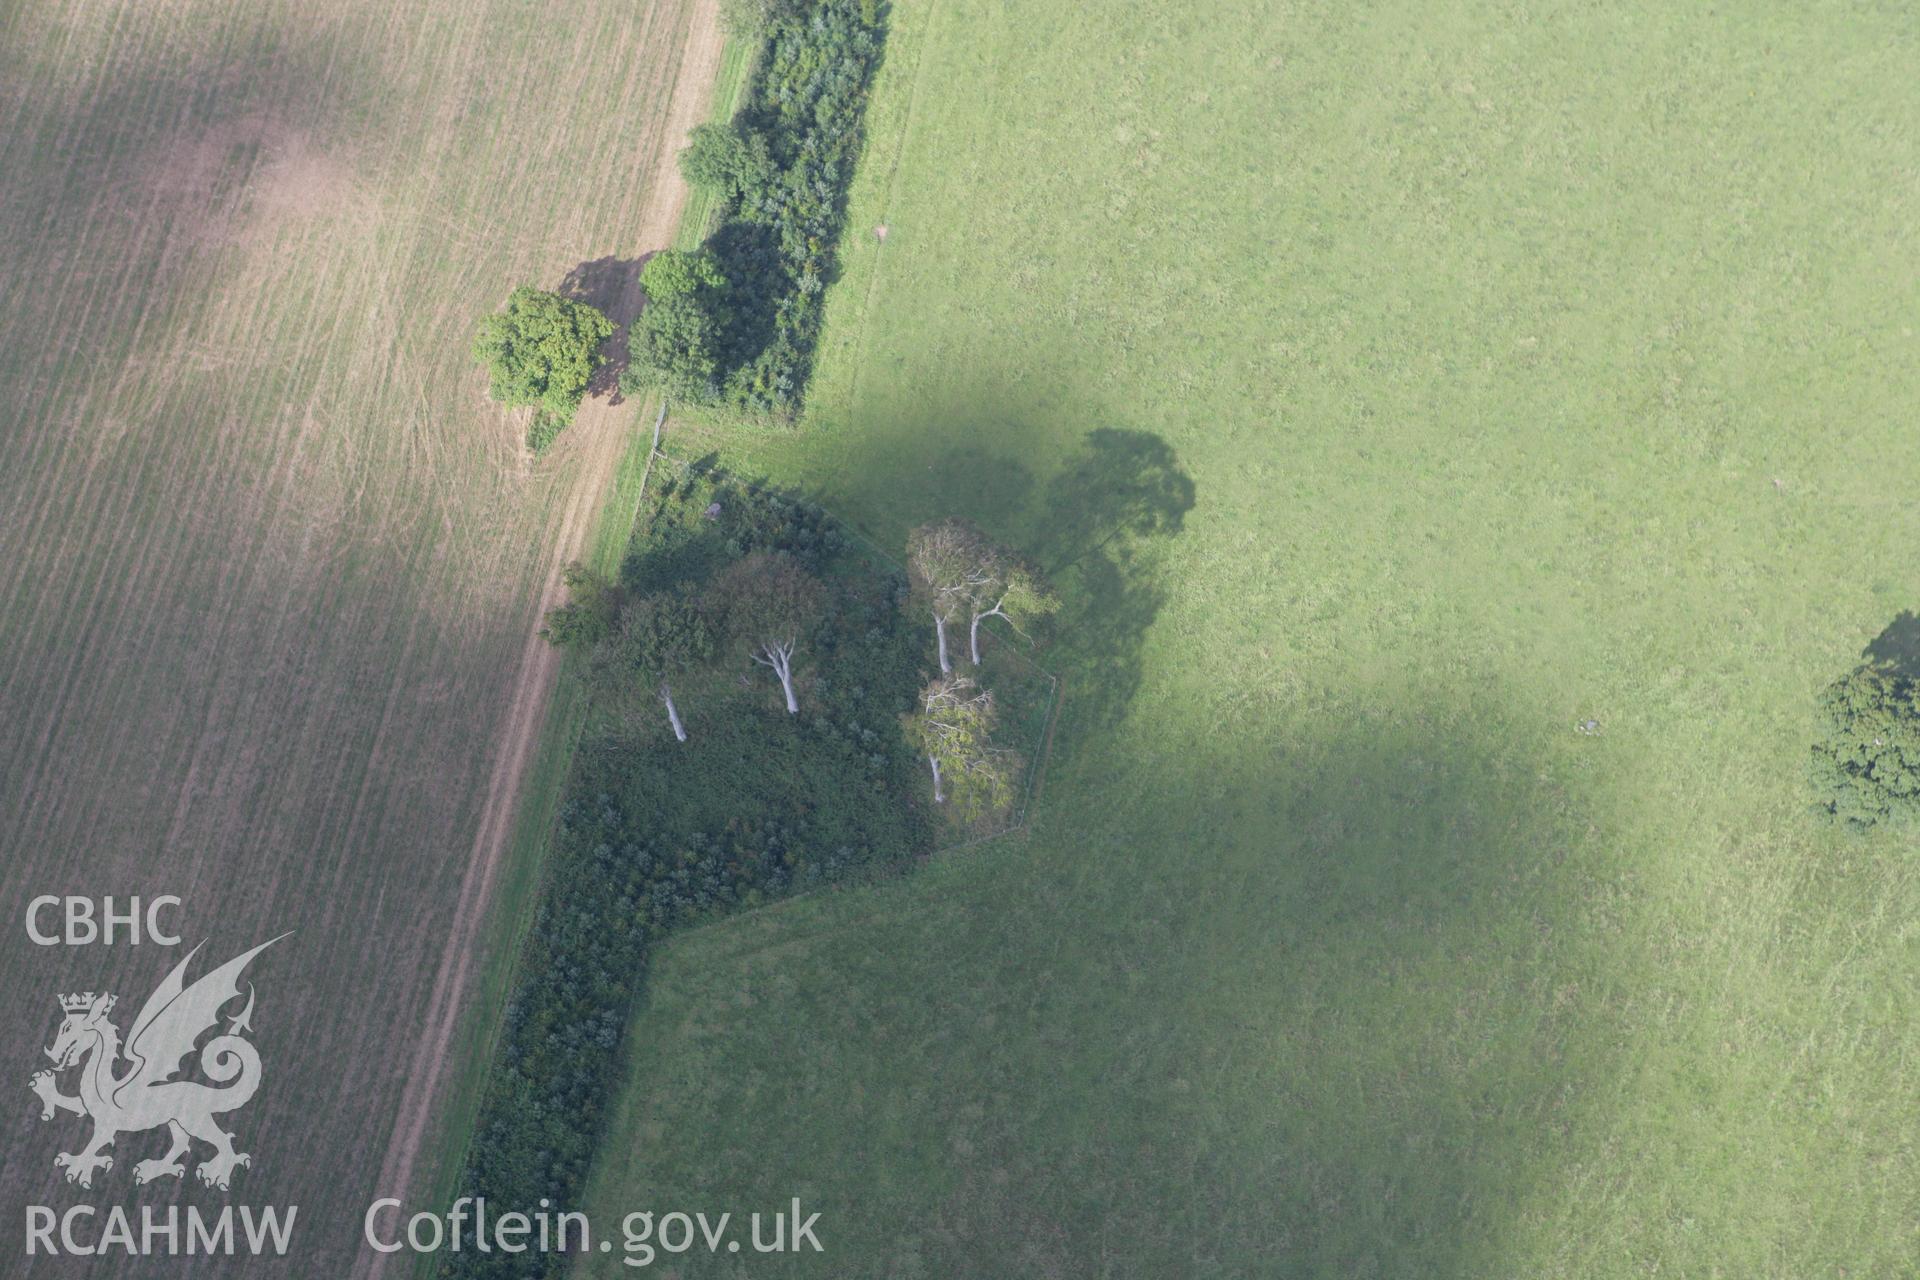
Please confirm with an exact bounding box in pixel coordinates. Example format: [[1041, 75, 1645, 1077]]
[[358, 3, 723, 1272]]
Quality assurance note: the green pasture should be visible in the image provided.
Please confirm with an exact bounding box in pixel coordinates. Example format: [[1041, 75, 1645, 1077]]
[[583, 2, 1918, 1275]]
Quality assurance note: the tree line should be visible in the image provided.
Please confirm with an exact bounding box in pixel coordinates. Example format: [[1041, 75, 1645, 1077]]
[[466, 0, 888, 446], [621, 0, 886, 415]]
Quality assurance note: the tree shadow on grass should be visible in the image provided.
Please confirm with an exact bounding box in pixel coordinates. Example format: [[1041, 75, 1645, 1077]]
[[835, 426, 1194, 735], [912, 690, 1629, 1278], [917, 426, 1190, 729], [618, 684, 1637, 1278], [1862, 610, 1920, 678], [1032, 428, 1195, 731]]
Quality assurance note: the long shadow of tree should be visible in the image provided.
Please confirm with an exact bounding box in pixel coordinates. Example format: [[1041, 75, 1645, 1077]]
[[1032, 429, 1196, 730], [1863, 610, 1920, 677], [559, 254, 648, 403], [889, 427, 1193, 733], [641, 684, 1632, 1279]]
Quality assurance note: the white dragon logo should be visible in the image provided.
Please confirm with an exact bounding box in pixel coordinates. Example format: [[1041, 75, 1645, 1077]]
[[28, 936, 285, 1191]]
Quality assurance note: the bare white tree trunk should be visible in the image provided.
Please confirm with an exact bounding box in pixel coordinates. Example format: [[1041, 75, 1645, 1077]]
[[970, 597, 1015, 665], [776, 655, 798, 713], [751, 639, 801, 713], [934, 611, 951, 673], [929, 754, 944, 802], [661, 683, 686, 742]]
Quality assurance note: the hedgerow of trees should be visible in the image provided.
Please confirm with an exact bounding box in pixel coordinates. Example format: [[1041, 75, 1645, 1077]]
[[471, 286, 614, 451], [620, 0, 886, 415], [442, 473, 1053, 1280], [1812, 659, 1920, 827]]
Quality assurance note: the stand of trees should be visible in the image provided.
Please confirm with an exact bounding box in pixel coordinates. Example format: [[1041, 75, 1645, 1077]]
[[912, 675, 1018, 821], [444, 468, 929, 1280], [904, 518, 1055, 823], [471, 287, 614, 451], [539, 562, 620, 648], [621, 0, 886, 415], [906, 519, 976, 673], [907, 518, 1059, 671], [554, 548, 827, 732]]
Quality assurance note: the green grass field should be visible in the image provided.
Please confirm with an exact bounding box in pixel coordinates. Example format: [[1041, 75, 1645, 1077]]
[[584, 1, 1919, 1275]]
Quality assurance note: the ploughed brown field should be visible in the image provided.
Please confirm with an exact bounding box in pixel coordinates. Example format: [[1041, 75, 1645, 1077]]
[[0, 0, 721, 1271]]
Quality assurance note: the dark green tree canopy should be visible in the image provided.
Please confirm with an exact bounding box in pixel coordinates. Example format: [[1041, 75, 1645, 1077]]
[[679, 123, 775, 204], [1812, 660, 1920, 827], [539, 561, 621, 649], [713, 550, 825, 713], [471, 285, 614, 426], [620, 250, 731, 404], [714, 551, 823, 655], [609, 590, 718, 687], [590, 588, 720, 742]]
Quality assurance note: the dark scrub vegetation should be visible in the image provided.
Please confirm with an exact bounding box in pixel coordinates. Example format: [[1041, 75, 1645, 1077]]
[[440, 466, 933, 1279], [623, 0, 885, 415]]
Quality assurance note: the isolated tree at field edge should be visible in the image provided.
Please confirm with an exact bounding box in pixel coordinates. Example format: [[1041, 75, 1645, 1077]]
[[471, 287, 614, 444], [1812, 658, 1920, 827]]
